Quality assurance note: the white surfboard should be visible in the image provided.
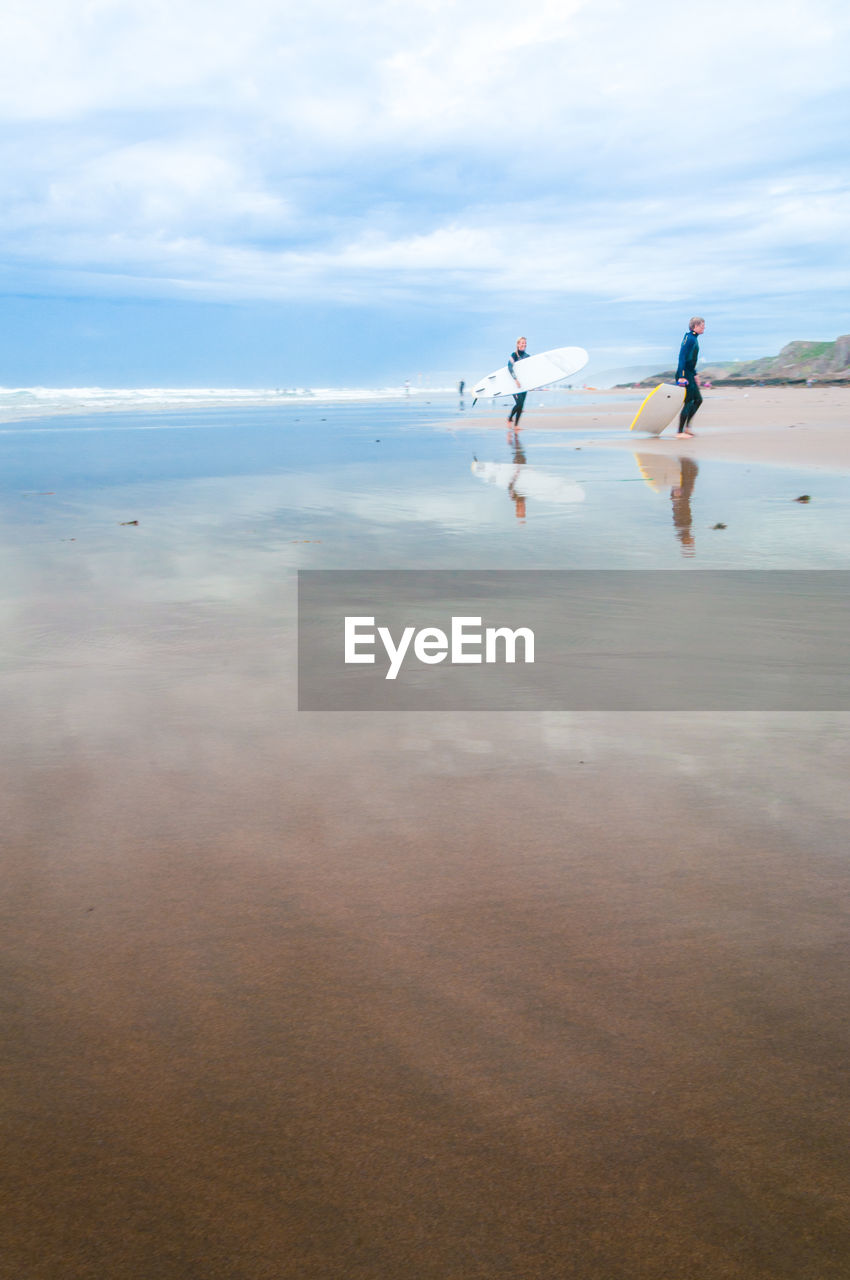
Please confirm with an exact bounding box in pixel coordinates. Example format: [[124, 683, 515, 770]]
[[629, 383, 686, 435], [471, 346, 588, 400]]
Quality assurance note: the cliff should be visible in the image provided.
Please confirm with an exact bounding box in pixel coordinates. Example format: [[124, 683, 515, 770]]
[[628, 335, 850, 388]]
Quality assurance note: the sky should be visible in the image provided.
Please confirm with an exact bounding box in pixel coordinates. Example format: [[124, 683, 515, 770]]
[[2, 0, 849, 387]]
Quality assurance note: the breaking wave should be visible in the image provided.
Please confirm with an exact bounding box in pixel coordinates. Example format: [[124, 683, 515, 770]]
[[0, 383, 455, 423]]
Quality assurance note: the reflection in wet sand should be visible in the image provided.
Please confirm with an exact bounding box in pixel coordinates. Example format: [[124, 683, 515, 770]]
[[634, 452, 683, 494], [472, 427, 585, 522], [508, 426, 527, 519], [4, 402, 850, 1278], [672, 457, 699, 556], [634, 451, 699, 557], [5, 671, 850, 1279]]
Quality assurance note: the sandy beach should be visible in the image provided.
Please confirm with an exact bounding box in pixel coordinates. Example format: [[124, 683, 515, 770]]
[[3, 390, 850, 1279], [611, 385, 850, 471], [464, 385, 850, 472]]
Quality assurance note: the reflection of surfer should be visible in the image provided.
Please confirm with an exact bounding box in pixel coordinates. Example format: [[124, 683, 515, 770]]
[[507, 426, 526, 464], [471, 454, 585, 512], [671, 457, 698, 555], [507, 427, 527, 520], [675, 317, 705, 437], [507, 337, 529, 425]]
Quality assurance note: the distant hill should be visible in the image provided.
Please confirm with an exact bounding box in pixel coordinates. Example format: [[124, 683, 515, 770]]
[[624, 335, 850, 388]]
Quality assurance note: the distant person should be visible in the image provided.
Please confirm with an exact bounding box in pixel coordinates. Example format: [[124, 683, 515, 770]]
[[675, 317, 705, 437], [458, 379, 465, 396], [507, 336, 530, 425]]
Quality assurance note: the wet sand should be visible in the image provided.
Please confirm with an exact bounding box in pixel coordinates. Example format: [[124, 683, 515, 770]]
[[613, 386, 850, 471], [5, 700, 850, 1280], [3, 394, 850, 1278], [490, 386, 850, 472]]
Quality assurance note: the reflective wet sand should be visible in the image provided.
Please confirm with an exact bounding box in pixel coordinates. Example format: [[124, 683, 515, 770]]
[[3, 398, 850, 1278]]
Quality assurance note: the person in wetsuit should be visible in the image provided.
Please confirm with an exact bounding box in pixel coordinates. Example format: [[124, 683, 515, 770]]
[[507, 336, 530, 425], [675, 317, 705, 436]]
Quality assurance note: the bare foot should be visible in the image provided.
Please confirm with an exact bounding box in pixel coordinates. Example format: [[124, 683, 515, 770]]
[[679, 430, 695, 438]]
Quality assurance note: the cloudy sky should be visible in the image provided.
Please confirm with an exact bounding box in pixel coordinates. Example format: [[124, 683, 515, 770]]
[[2, 0, 849, 386]]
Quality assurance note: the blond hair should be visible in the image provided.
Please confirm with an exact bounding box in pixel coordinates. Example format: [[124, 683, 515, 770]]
[[689, 317, 704, 331]]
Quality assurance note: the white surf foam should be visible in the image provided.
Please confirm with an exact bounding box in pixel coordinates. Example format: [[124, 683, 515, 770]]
[[0, 384, 457, 423]]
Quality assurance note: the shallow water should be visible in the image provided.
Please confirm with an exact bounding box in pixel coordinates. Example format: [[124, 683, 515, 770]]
[[2, 395, 848, 572]]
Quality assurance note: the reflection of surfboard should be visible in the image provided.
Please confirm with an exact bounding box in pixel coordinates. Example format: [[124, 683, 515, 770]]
[[633, 452, 682, 493], [471, 461, 585, 504], [472, 346, 588, 399], [629, 383, 686, 435]]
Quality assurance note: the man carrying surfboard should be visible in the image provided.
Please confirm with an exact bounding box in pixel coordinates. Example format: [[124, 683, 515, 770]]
[[675, 317, 705, 437], [507, 337, 530, 425]]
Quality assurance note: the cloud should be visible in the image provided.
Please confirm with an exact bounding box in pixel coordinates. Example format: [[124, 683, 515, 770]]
[[6, 176, 849, 318], [2, 0, 849, 335], [3, 139, 289, 243]]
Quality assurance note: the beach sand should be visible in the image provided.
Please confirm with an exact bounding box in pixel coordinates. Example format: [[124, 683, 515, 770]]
[[615, 386, 850, 471], [504, 385, 850, 471], [3, 388, 850, 1279]]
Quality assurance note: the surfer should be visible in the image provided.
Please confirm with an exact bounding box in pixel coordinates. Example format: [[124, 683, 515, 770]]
[[675, 317, 705, 437], [507, 337, 530, 424]]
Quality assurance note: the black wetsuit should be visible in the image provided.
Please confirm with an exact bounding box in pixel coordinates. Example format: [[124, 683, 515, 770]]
[[676, 330, 702, 432], [507, 348, 530, 422]]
